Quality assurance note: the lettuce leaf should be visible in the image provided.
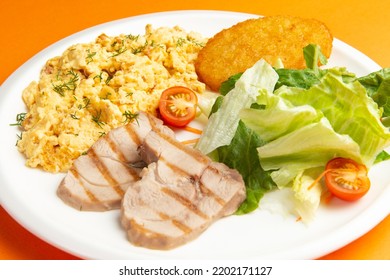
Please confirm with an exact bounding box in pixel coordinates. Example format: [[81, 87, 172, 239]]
[[196, 48, 390, 220], [240, 93, 320, 142], [277, 72, 390, 166], [195, 59, 279, 155], [357, 68, 390, 117], [256, 117, 362, 187], [291, 167, 324, 222], [242, 68, 390, 221], [303, 44, 328, 72], [215, 121, 276, 214]]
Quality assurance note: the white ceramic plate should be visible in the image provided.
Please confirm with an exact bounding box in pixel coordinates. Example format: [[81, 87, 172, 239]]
[[0, 10, 389, 260]]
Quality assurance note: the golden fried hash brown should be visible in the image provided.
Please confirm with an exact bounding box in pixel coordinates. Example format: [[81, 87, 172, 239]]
[[195, 15, 333, 91]]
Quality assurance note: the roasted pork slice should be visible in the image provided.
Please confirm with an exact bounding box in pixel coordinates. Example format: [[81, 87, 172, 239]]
[[57, 112, 174, 211], [121, 131, 246, 250], [140, 130, 211, 177]]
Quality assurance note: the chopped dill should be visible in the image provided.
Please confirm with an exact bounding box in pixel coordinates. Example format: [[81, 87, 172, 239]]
[[176, 38, 186, 47], [15, 132, 23, 146], [126, 34, 140, 41], [91, 110, 105, 128], [188, 38, 205, 47], [77, 97, 90, 110], [70, 112, 79, 120], [93, 72, 104, 82], [176, 37, 204, 48], [10, 112, 26, 126], [123, 111, 139, 124], [132, 40, 148, 54], [52, 70, 79, 96], [86, 49, 97, 64], [105, 75, 113, 85], [110, 40, 127, 57]]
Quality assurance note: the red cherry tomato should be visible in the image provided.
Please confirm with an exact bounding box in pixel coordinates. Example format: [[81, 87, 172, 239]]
[[158, 86, 198, 127], [325, 157, 370, 201]]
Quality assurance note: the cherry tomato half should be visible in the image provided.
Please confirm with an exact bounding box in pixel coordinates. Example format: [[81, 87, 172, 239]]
[[325, 157, 370, 201], [158, 86, 198, 127]]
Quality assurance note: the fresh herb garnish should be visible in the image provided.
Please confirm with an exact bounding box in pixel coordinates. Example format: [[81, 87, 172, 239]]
[[70, 112, 79, 120], [110, 40, 127, 57], [52, 70, 79, 96], [77, 97, 90, 110], [86, 49, 97, 64], [122, 110, 139, 124], [91, 110, 105, 128], [131, 40, 148, 55], [10, 112, 27, 126], [105, 75, 113, 85], [126, 34, 140, 41], [15, 132, 23, 146], [93, 72, 104, 82]]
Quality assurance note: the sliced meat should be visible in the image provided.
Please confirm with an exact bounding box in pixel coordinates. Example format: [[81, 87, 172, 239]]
[[57, 112, 174, 211], [140, 130, 211, 177], [121, 130, 246, 250]]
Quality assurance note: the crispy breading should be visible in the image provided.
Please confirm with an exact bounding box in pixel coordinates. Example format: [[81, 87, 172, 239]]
[[195, 15, 333, 91]]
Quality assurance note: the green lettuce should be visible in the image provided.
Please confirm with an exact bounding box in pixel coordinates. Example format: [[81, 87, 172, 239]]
[[246, 69, 390, 220], [195, 45, 390, 220], [195, 59, 279, 155], [239, 94, 320, 142], [291, 167, 324, 222], [276, 72, 390, 166], [357, 68, 390, 118], [255, 117, 362, 187], [215, 121, 276, 214], [303, 44, 328, 72]]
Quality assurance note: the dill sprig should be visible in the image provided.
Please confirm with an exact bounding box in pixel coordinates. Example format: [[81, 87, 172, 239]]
[[15, 132, 23, 146], [86, 49, 97, 64], [188, 38, 205, 47], [10, 112, 27, 126], [110, 40, 127, 57], [91, 110, 105, 128], [77, 97, 90, 110], [105, 75, 113, 85], [176, 37, 205, 48], [176, 38, 186, 47], [52, 70, 79, 96], [126, 34, 140, 41], [122, 111, 139, 124], [132, 40, 148, 55], [93, 72, 104, 82], [70, 112, 79, 120]]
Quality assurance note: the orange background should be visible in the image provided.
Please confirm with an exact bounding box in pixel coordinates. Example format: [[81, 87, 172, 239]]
[[1, 0, 390, 260]]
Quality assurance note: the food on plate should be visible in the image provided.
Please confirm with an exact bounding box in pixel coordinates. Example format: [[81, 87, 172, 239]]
[[324, 157, 370, 201], [158, 86, 198, 127], [195, 15, 333, 91], [16, 24, 207, 173], [196, 50, 390, 221], [11, 14, 390, 251], [121, 129, 246, 250], [57, 112, 175, 211], [57, 110, 246, 249]]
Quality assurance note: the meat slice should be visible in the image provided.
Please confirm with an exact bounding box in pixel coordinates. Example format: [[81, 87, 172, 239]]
[[121, 130, 246, 250], [140, 130, 211, 177], [57, 112, 174, 211]]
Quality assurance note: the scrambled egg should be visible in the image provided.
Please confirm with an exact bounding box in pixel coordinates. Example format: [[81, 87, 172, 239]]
[[17, 24, 207, 173]]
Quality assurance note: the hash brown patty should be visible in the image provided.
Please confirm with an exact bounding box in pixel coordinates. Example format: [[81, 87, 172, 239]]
[[195, 15, 333, 91]]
